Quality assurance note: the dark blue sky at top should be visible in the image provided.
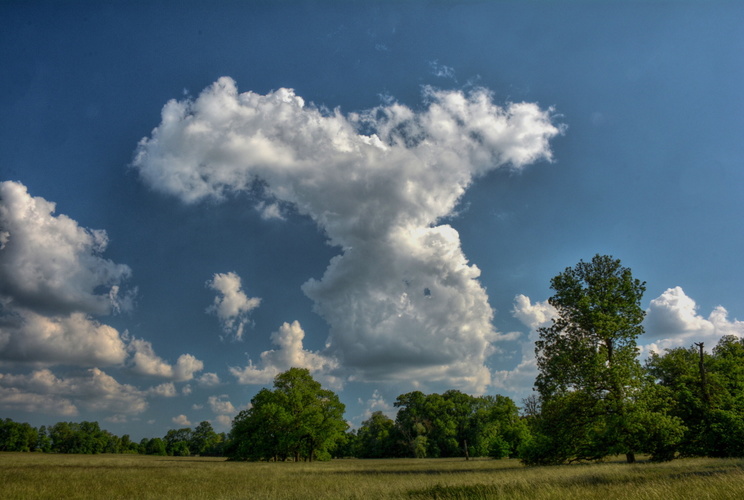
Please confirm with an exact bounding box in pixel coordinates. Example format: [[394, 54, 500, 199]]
[[1, 1, 743, 439]]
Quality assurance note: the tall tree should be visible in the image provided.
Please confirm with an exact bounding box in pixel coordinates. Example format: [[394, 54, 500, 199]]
[[527, 255, 681, 464], [228, 368, 346, 462]]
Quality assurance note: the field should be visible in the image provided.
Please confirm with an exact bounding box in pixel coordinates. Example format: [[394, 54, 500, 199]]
[[2, 453, 744, 499]]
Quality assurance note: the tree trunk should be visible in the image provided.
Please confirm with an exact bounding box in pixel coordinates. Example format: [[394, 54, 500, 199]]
[[464, 439, 469, 461], [626, 452, 636, 463]]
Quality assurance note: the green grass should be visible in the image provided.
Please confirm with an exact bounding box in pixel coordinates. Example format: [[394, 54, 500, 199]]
[[2, 453, 744, 499]]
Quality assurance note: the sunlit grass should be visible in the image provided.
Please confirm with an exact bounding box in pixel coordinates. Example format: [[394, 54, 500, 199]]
[[2, 453, 743, 499]]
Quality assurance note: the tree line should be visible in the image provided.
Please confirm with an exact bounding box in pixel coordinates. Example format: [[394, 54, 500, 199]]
[[0, 418, 226, 457], [3, 255, 744, 465]]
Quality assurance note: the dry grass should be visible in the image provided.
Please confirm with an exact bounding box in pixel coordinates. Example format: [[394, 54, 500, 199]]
[[1, 453, 743, 499]]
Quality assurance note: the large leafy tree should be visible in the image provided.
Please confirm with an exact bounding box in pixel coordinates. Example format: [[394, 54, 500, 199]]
[[526, 254, 682, 464], [228, 368, 347, 462]]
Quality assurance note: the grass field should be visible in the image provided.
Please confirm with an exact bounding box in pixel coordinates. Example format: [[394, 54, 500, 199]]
[[2, 453, 744, 499]]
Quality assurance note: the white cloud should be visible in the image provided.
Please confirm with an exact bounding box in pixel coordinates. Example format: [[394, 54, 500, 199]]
[[0, 386, 78, 416], [148, 382, 177, 398], [134, 78, 562, 391], [172, 414, 191, 426], [229, 320, 338, 386], [0, 181, 132, 316], [0, 368, 149, 415], [511, 294, 556, 333], [197, 372, 220, 386], [0, 309, 128, 366], [206, 272, 261, 341], [128, 338, 204, 381], [642, 286, 744, 355], [0, 182, 200, 387], [208, 394, 237, 415], [173, 354, 205, 382], [0, 181, 135, 367]]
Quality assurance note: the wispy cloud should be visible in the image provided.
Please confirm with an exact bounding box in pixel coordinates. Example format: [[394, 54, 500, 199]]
[[429, 60, 457, 82]]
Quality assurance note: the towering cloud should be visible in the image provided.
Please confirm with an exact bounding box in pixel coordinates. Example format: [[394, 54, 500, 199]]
[[134, 77, 562, 391]]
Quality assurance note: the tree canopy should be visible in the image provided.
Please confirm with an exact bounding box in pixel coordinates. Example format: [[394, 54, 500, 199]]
[[525, 254, 683, 464], [228, 368, 347, 462]]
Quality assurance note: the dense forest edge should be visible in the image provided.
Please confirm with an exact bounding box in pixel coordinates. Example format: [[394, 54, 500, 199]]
[[3, 255, 744, 464]]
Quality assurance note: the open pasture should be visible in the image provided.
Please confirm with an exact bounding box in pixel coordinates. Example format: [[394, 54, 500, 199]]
[[2, 453, 744, 499]]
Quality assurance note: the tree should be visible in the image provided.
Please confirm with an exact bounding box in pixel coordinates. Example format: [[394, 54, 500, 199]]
[[228, 368, 347, 462], [144, 437, 167, 456], [355, 411, 405, 458], [394, 390, 528, 459], [646, 336, 744, 457], [526, 255, 682, 464], [190, 421, 220, 456], [164, 427, 192, 456]]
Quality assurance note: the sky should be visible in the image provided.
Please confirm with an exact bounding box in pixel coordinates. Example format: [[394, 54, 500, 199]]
[[1, 1, 743, 441]]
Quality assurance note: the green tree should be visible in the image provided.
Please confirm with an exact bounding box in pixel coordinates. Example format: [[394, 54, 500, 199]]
[[0, 418, 38, 452], [526, 255, 682, 464], [145, 437, 167, 456], [190, 421, 220, 456], [646, 336, 744, 457], [355, 411, 405, 458], [228, 368, 347, 462], [164, 427, 192, 456], [394, 390, 528, 459]]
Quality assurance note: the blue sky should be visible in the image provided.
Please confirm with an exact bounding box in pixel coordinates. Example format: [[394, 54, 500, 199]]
[[1, 1, 743, 440]]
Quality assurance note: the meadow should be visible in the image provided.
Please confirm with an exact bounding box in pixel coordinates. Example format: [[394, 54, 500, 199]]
[[2, 453, 744, 499]]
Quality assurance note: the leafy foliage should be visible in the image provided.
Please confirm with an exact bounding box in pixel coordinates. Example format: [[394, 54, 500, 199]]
[[228, 368, 347, 461], [647, 335, 744, 457], [525, 255, 684, 464]]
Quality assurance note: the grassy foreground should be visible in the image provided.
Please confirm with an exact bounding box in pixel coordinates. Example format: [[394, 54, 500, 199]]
[[2, 453, 744, 499]]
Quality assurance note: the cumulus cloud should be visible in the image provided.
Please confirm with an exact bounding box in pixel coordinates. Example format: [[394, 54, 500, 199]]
[[148, 382, 177, 398], [206, 272, 261, 340], [229, 320, 338, 386], [0, 310, 128, 366], [208, 394, 237, 415], [197, 372, 220, 387], [0, 386, 78, 416], [642, 286, 744, 354], [0, 181, 136, 367], [128, 338, 204, 381], [0, 181, 132, 316], [0, 368, 152, 416], [134, 77, 562, 391], [172, 414, 191, 426], [0, 180, 205, 422]]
